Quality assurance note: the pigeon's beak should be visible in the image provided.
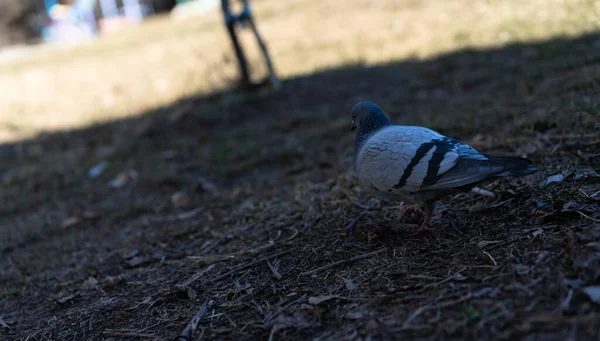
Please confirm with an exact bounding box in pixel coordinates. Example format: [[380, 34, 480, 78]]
[[351, 120, 357, 132]]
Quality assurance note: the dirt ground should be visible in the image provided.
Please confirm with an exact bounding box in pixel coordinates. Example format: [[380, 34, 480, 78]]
[[2, 1, 600, 341]]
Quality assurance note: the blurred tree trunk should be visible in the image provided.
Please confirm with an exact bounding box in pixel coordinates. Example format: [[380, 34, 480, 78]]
[[150, 0, 177, 13]]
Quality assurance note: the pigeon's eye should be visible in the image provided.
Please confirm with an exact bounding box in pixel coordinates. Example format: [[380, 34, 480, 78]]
[[352, 113, 357, 120]]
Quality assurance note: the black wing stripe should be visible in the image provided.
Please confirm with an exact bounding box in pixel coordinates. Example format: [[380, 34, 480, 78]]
[[391, 142, 435, 190], [421, 144, 453, 187]]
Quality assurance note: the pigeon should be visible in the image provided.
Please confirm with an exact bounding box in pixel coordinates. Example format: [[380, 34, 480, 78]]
[[351, 101, 537, 233]]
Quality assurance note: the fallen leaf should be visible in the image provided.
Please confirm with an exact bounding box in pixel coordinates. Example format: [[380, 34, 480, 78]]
[[345, 279, 356, 290], [123, 249, 139, 259], [82, 211, 100, 219], [476, 240, 503, 248], [562, 201, 579, 211], [171, 191, 191, 207], [177, 208, 202, 220], [308, 295, 335, 305], [125, 256, 151, 268], [186, 287, 197, 300], [453, 274, 468, 281], [345, 311, 363, 320], [88, 161, 109, 179], [103, 274, 127, 286], [196, 177, 218, 193], [152, 251, 166, 261], [60, 216, 81, 229], [540, 174, 564, 187], [229, 187, 242, 199], [471, 187, 495, 197], [582, 286, 600, 304], [56, 294, 76, 305], [109, 170, 138, 188], [81, 277, 99, 290], [532, 229, 544, 238]]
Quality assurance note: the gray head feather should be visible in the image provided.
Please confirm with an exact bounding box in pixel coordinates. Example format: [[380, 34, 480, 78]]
[[351, 102, 391, 151]]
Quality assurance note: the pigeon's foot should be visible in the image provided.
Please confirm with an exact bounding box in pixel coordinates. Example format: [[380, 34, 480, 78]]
[[399, 204, 417, 221], [408, 216, 434, 234]]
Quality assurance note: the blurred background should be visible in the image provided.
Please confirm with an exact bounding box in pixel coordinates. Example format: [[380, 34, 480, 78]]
[[1, 0, 599, 142]]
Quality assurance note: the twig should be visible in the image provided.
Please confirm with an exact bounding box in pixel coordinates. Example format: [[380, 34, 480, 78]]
[[177, 265, 216, 288], [0, 316, 10, 330], [560, 289, 574, 312], [286, 227, 299, 241], [266, 259, 282, 280], [353, 201, 372, 210], [150, 208, 202, 223], [102, 331, 156, 338], [300, 248, 386, 277], [523, 312, 597, 325], [415, 271, 468, 291], [210, 248, 295, 283], [471, 187, 495, 197], [104, 321, 164, 335], [174, 300, 215, 341], [345, 212, 366, 233], [402, 294, 472, 328], [268, 323, 279, 341], [186, 242, 277, 263], [578, 211, 600, 223], [582, 140, 600, 147], [407, 275, 442, 281], [482, 251, 497, 267], [402, 306, 427, 329]]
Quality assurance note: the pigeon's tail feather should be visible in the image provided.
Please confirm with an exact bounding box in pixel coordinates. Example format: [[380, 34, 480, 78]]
[[497, 167, 538, 176], [484, 155, 538, 177]]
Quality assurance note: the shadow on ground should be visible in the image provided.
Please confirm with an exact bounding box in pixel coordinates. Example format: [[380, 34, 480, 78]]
[[1, 32, 600, 341]]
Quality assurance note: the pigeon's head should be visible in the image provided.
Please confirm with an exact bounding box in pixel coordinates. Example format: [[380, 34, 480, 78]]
[[350, 102, 391, 134]]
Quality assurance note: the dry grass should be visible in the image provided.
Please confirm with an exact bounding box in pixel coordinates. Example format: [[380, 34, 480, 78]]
[[1, 0, 600, 340]]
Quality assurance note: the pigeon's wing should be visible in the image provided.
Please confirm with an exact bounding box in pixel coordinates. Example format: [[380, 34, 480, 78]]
[[418, 154, 536, 191], [416, 158, 502, 191], [357, 125, 534, 196], [412, 137, 493, 191], [356, 126, 464, 194]]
